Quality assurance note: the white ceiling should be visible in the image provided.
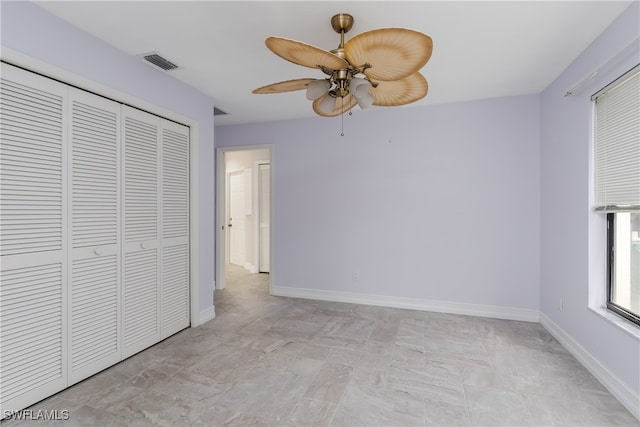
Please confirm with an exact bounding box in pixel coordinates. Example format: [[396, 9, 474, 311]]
[[35, 1, 632, 126]]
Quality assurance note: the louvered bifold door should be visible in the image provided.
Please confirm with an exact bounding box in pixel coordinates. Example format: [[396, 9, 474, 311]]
[[68, 88, 121, 384], [160, 121, 190, 339], [0, 63, 68, 414], [121, 106, 161, 358]]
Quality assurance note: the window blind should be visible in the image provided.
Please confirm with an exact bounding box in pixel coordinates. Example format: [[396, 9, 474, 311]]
[[593, 65, 640, 211]]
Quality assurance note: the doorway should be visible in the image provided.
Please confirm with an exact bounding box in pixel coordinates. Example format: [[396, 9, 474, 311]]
[[216, 146, 272, 291]]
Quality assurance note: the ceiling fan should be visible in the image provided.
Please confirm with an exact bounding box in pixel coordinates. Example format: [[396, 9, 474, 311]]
[[253, 13, 433, 121]]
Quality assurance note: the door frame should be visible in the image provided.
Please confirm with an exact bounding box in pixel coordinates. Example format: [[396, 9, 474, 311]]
[[216, 145, 273, 292], [255, 160, 271, 273]]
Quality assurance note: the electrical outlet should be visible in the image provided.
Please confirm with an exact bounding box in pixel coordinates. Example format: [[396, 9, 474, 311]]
[[559, 297, 563, 312], [352, 272, 359, 282]]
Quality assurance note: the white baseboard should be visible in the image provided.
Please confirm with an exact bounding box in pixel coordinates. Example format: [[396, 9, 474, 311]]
[[540, 313, 639, 420], [197, 306, 216, 326], [271, 286, 539, 323]]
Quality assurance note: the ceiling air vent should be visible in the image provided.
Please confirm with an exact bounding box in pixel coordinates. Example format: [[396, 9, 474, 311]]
[[143, 53, 178, 71], [214, 107, 228, 116]]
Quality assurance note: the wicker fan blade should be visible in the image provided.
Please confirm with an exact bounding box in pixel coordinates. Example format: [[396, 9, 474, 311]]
[[371, 73, 428, 106], [344, 28, 432, 81], [253, 78, 317, 94], [266, 37, 349, 70], [312, 94, 358, 117]]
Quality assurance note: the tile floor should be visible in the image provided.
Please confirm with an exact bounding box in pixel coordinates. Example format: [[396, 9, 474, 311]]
[[4, 264, 638, 426]]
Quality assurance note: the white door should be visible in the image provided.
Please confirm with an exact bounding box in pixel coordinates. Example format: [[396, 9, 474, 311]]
[[122, 107, 191, 354], [0, 63, 69, 414], [228, 171, 245, 267], [160, 121, 190, 339], [68, 88, 121, 384], [121, 106, 161, 358], [258, 163, 270, 273]]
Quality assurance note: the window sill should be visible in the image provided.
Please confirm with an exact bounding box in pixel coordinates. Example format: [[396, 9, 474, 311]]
[[589, 306, 640, 340]]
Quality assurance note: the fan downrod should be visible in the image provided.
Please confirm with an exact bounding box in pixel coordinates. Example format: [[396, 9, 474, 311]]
[[330, 13, 353, 59]]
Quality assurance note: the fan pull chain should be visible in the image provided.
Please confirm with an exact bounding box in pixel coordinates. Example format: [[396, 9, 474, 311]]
[[340, 97, 344, 136]]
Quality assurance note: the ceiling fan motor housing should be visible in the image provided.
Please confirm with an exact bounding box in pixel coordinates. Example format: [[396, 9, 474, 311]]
[[329, 69, 352, 98]]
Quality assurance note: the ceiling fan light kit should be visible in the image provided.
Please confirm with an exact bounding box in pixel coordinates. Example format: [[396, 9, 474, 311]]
[[306, 79, 331, 100], [253, 13, 433, 132]]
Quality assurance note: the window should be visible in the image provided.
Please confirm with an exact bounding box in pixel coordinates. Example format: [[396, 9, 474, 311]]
[[594, 65, 640, 326], [607, 213, 640, 325]]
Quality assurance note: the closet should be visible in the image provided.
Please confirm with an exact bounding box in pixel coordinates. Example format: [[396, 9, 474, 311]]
[[0, 62, 190, 414]]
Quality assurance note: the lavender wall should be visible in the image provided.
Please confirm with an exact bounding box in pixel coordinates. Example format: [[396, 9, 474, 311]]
[[1, 2, 216, 314], [540, 2, 639, 397], [216, 94, 541, 311]]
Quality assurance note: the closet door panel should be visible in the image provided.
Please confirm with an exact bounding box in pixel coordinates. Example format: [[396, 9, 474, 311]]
[[123, 249, 159, 351], [69, 256, 118, 380], [0, 63, 68, 414], [161, 123, 189, 241], [161, 244, 189, 337], [160, 122, 190, 338], [1, 264, 66, 412], [123, 110, 159, 245], [68, 88, 120, 383], [0, 67, 66, 258], [122, 106, 160, 358]]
